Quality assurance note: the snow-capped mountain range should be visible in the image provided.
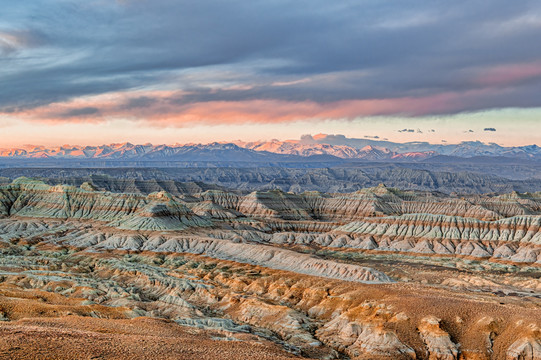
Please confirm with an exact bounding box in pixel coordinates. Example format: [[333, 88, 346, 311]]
[[0, 135, 539, 162], [292, 134, 541, 159], [235, 139, 438, 160]]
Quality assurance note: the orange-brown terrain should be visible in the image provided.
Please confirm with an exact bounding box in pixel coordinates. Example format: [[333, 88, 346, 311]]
[[0, 178, 539, 359]]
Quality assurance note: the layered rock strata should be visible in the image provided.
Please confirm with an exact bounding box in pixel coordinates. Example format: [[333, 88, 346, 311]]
[[0, 178, 539, 359]]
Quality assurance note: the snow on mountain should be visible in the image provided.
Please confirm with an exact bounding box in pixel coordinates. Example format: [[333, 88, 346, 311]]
[[0, 137, 539, 162], [391, 151, 438, 160], [0, 142, 308, 162], [236, 140, 436, 160], [239, 140, 378, 158], [300, 134, 541, 159]]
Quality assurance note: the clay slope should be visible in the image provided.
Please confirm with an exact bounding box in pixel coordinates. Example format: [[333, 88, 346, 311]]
[[1, 178, 541, 266], [0, 178, 211, 230], [0, 178, 540, 359], [0, 240, 538, 359]]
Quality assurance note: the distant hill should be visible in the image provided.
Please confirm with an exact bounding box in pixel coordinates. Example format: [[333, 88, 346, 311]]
[[2, 166, 540, 195]]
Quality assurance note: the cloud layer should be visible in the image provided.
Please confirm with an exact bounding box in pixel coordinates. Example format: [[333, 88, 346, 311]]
[[2, 0, 541, 126]]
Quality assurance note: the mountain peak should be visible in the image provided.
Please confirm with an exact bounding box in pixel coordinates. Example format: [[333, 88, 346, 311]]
[[0, 137, 539, 162]]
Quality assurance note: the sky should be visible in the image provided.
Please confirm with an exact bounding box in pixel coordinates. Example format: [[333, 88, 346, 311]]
[[1, 0, 541, 147]]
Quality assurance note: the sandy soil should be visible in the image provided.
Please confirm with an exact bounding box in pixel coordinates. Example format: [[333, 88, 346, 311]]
[[0, 316, 306, 360]]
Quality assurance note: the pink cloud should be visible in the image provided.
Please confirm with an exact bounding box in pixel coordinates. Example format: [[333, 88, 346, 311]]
[[2, 88, 497, 127], [475, 61, 541, 87]]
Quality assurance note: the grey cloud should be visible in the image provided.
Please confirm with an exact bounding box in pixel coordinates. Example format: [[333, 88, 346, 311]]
[[1, 0, 541, 116], [0, 29, 46, 55], [484, 128, 497, 131], [59, 107, 100, 118], [121, 96, 159, 110]]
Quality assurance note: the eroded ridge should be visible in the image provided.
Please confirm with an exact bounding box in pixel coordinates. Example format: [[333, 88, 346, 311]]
[[0, 178, 539, 359]]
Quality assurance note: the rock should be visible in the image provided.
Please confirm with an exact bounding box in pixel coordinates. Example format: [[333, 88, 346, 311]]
[[418, 316, 459, 360], [506, 338, 541, 360], [317, 309, 415, 359]]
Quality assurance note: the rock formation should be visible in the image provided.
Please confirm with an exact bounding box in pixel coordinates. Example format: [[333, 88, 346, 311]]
[[0, 177, 539, 359]]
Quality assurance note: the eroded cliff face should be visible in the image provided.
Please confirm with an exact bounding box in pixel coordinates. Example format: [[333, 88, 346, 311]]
[[0, 178, 539, 359], [5, 178, 539, 265]]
